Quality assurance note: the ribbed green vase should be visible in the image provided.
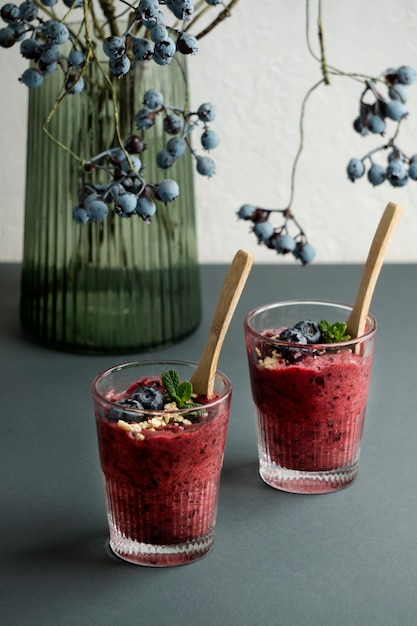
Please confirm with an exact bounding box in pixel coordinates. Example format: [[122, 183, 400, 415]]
[[20, 55, 201, 354]]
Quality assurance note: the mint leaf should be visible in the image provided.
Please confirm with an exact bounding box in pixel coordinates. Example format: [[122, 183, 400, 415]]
[[318, 319, 351, 343], [161, 369, 201, 410], [177, 381, 192, 405], [162, 370, 180, 398]]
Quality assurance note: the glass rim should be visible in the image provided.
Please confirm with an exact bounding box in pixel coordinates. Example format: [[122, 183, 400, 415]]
[[91, 359, 232, 416], [244, 299, 377, 348]]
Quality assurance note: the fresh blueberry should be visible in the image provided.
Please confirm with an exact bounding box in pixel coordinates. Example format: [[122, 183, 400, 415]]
[[293, 242, 316, 265], [278, 328, 308, 344], [107, 398, 144, 422], [132, 385, 165, 410], [176, 32, 198, 55], [156, 179, 179, 203], [396, 65, 417, 85], [347, 158, 365, 182], [367, 163, 386, 186], [294, 320, 322, 344]]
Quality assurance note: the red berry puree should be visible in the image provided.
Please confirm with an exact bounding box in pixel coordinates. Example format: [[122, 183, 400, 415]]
[[248, 344, 373, 491]]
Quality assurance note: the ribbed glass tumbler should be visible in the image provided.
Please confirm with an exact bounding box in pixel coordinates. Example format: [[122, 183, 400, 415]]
[[244, 301, 376, 494], [92, 360, 232, 566]]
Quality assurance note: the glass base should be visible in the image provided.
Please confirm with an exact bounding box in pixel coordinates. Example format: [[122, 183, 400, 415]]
[[259, 456, 359, 494], [108, 521, 215, 567]]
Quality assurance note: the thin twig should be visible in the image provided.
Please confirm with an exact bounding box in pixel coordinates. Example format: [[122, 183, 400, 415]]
[[191, 0, 241, 39], [317, 0, 330, 85], [287, 79, 325, 210]]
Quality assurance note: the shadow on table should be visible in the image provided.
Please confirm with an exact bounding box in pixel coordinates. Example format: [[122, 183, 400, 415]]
[[4, 462, 294, 573], [218, 459, 297, 522], [3, 529, 126, 573]]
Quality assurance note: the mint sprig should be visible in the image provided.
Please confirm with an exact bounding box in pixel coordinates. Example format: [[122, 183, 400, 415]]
[[161, 370, 201, 410], [318, 320, 351, 343]]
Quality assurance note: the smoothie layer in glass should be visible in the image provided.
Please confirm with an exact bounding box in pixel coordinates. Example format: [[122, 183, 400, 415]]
[[248, 347, 373, 472], [96, 377, 229, 548]]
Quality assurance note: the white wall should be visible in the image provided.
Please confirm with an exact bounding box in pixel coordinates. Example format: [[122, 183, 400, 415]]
[[1, 0, 417, 264]]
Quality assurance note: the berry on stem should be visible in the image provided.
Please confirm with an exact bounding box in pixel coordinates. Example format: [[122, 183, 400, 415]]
[[196, 155, 215, 177], [71, 88, 219, 226], [156, 179, 180, 203], [237, 204, 315, 264], [197, 102, 217, 122], [19, 67, 43, 87], [347, 158, 365, 182], [348, 65, 417, 190]]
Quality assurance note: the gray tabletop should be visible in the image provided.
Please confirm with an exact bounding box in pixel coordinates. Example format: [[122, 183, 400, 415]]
[[1, 262, 417, 626]]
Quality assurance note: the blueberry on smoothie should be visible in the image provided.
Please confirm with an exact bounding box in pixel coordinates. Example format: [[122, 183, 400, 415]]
[[278, 328, 308, 344], [107, 398, 144, 422], [132, 385, 165, 410], [294, 320, 322, 344]]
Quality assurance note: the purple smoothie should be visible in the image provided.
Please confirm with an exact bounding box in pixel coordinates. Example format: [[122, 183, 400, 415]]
[[245, 308, 376, 494], [93, 371, 231, 566], [248, 349, 373, 476]]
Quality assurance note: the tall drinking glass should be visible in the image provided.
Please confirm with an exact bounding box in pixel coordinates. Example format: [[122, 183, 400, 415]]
[[244, 301, 376, 494], [92, 360, 232, 566]]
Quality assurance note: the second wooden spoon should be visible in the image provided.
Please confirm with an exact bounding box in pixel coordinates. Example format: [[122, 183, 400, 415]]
[[190, 249, 254, 398], [346, 201, 402, 339]]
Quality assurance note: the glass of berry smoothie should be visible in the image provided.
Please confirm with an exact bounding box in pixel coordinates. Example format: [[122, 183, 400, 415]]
[[92, 360, 232, 566], [244, 301, 376, 494]]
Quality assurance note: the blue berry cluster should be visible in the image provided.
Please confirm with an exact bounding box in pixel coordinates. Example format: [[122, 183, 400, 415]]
[[0, 1, 86, 92], [102, 0, 220, 77], [104, 0, 195, 76], [347, 65, 417, 188], [1, 0, 233, 86], [137, 91, 219, 177], [236, 205, 316, 265], [73, 89, 218, 224]]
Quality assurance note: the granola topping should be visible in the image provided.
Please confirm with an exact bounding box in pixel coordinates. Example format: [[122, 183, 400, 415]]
[[116, 405, 197, 439], [113, 395, 204, 439]]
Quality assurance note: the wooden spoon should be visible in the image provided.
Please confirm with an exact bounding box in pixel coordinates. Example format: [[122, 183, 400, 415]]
[[190, 249, 254, 398], [346, 201, 402, 339]]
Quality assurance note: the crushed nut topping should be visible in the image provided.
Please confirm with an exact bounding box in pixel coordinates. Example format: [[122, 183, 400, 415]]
[[116, 402, 204, 438], [258, 351, 283, 369]]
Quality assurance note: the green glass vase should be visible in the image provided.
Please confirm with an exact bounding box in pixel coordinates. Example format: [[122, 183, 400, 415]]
[[20, 54, 201, 354]]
